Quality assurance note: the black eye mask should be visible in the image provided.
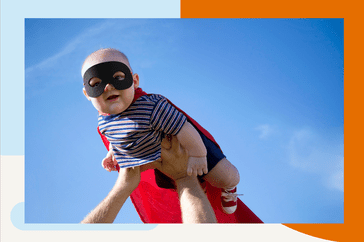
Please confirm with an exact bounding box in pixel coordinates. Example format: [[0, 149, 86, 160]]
[[83, 61, 133, 98]]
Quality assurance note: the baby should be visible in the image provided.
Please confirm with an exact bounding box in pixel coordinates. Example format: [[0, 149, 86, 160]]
[[82, 48, 240, 214]]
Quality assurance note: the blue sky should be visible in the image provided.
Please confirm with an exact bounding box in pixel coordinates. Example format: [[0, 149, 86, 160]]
[[24, 18, 343, 223]]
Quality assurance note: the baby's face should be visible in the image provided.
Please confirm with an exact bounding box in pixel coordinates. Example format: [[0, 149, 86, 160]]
[[83, 60, 139, 115]]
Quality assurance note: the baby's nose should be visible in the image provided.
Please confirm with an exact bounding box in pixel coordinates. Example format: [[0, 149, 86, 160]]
[[104, 83, 115, 91]]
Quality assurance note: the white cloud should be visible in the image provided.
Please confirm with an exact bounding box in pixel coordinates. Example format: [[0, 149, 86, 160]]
[[325, 168, 344, 192], [256, 124, 274, 139], [25, 20, 116, 76], [287, 128, 344, 191], [25, 19, 172, 79]]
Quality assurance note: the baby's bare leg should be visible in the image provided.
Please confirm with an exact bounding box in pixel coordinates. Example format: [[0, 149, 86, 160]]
[[203, 158, 240, 189]]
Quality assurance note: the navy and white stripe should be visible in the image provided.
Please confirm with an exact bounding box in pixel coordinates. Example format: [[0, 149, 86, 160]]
[[98, 94, 187, 168]]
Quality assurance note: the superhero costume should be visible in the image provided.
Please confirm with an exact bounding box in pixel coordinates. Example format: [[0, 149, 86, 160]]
[[97, 88, 263, 223]]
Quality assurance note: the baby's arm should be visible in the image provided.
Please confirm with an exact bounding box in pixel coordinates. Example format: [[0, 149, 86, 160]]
[[102, 143, 118, 172], [176, 121, 208, 176]]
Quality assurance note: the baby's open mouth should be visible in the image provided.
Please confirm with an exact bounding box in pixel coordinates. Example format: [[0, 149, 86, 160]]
[[107, 95, 119, 100]]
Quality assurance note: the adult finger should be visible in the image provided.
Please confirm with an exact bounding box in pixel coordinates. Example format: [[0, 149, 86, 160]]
[[161, 136, 172, 149], [170, 135, 182, 154]]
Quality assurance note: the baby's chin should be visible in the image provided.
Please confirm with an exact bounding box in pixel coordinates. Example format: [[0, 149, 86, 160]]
[[104, 106, 127, 115]]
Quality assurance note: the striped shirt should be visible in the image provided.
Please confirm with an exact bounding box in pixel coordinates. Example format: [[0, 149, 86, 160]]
[[98, 94, 187, 168]]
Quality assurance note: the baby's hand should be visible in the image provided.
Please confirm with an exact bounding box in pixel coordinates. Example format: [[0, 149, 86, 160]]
[[187, 156, 208, 176], [102, 150, 118, 172]]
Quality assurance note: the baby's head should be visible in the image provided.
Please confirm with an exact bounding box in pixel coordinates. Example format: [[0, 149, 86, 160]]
[[82, 48, 139, 115]]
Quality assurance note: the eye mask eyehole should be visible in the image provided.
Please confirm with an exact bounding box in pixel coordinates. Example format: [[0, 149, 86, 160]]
[[88, 78, 102, 87], [83, 61, 133, 98]]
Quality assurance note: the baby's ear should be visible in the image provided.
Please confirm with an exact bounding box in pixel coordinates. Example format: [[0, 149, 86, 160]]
[[83, 88, 91, 101], [133, 73, 140, 89]]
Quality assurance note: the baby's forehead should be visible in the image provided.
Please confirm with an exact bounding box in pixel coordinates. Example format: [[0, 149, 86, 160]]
[[82, 52, 132, 76]]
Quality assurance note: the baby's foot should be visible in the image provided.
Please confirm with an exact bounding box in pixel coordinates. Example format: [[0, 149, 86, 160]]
[[221, 187, 238, 214]]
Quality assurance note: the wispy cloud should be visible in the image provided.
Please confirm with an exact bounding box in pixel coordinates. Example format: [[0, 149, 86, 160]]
[[25, 20, 116, 76], [25, 19, 172, 99], [287, 128, 344, 191], [325, 168, 344, 191], [25, 19, 172, 79], [255, 124, 274, 139]]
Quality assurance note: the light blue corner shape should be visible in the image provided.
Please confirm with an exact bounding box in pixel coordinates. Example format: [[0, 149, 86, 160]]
[[11, 202, 158, 230]]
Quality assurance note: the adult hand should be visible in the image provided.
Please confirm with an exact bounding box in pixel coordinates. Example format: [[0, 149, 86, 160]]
[[155, 135, 189, 181], [158, 136, 217, 223]]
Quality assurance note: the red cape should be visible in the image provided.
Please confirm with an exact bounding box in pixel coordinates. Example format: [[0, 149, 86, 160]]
[[97, 88, 263, 223]]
